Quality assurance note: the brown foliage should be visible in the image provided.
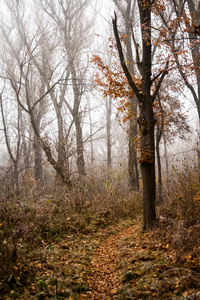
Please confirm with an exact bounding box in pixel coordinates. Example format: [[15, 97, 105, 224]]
[[91, 54, 141, 122]]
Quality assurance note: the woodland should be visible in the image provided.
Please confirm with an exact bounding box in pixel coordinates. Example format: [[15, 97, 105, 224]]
[[0, 0, 200, 299]]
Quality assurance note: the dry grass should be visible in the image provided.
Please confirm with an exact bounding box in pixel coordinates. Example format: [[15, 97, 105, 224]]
[[1, 167, 200, 299], [0, 172, 142, 299], [114, 168, 200, 299]]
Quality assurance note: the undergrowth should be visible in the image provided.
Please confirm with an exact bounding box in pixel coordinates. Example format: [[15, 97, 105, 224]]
[[1, 167, 200, 299], [117, 168, 200, 299], [0, 172, 142, 299]]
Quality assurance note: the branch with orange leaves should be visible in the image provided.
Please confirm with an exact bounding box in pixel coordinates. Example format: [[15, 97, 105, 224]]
[[91, 55, 137, 100], [91, 54, 141, 122]]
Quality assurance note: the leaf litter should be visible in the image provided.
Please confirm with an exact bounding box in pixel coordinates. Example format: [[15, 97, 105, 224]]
[[1, 217, 200, 299]]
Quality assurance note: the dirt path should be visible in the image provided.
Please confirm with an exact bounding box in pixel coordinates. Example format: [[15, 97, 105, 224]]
[[80, 224, 139, 299]]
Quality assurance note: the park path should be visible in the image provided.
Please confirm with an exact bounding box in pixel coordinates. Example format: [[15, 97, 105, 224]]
[[80, 224, 139, 299]]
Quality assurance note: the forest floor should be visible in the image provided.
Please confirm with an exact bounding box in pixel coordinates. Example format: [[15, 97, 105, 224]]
[[1, 178, 200, 299], [1, 215, 200, 300]]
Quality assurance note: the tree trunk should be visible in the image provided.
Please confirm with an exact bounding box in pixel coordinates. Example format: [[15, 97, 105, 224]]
[[14, 163, 20, 194], [28, 108, 71, 187], [32, 81, 46, 183], [74, 115, 86, 176], [56, 106, 66, 171], [106, 95, 112, 167], [129, 98, 139, 190], [87, 98, 94, 166], [33, 135, 43, 182], [163, 134, 169, 191], [139, 105, 156, 230], [56, 110, 70, 182], [22, 125, 31, 172], [69, 59, 86, 177], [156, 92, 164, 204], [156, 130, 163, 204]]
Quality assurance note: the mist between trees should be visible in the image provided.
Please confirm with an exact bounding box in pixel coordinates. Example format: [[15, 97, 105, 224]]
[[0, 0, 199, 230]]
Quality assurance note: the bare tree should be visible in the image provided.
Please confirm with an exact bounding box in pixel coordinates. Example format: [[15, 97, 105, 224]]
[[0, 0, 93, 186], [0, 1, 45, 183], [37, 0, 93, 177], [158, 0, 200, 122], [0, 94, 21, 191]]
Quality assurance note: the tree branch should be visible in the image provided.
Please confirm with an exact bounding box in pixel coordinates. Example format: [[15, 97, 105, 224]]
[[172, 37, 198, 103], [10, 79, 29, 114], [112, 13, 142, 103], [152, 61, 169, 102], [32, 79, 62, 111], [112, 0, 125, 19], [129, 22, 142, 74]]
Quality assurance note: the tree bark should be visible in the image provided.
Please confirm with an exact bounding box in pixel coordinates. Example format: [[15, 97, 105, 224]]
[[139, 104, 156, 230], [139, 1, 157, 230]]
